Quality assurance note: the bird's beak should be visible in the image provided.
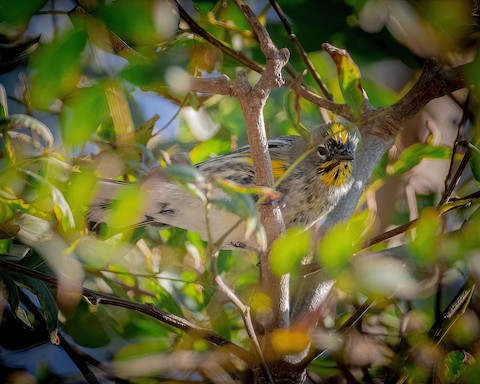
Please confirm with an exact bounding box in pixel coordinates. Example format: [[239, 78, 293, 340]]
[[333, 152, 354, 162]]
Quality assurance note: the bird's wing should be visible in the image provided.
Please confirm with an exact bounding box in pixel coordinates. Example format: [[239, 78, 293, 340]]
[[196, 136, 299, 182]]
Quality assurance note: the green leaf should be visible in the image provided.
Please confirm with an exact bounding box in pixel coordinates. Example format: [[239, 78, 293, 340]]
[[389, 144, 452, 177], [323, 44, 364, 119], [189, 130, 232, 164], [106, 184, 148, 233], [121, 43, 193, 92], [21, 169, 75, 233], [408, 208, 439, 263], [60, 84, 110, 146], [318, 212, 366, 276], [29, 28, 88, 109], [0, 192, 51, 221], [11, 272, 59, 344], [97, 0, 178, 46], [147, 280, 184, 318], [115, 340, 172, 361], [0, 269, 31, 327], [64, 171, 97, 228], [445, 351, 471, 382], [270, 227, 312, 275], [62, 299, 111, 348], [0, 0, 47, 25]]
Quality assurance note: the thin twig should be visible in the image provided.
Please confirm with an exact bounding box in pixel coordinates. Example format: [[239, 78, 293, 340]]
[[174, 0, 263, 73], [438, 141, 471, 205], [268, 0, 333, 100]]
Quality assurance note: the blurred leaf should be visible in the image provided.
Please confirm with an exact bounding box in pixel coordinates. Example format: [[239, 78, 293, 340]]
[[60, 84, 110, 146], [64, 171, 97, 228], [270, 227, 311, 275], [11, 272, 58, 344], [121, 42, 193, 93], [29, 28, 88, 109], [318, 211, 366, 276], [389, 144, 452, 177], [164, 164, 205, 184], [0, 193, 51, 220], [97, 0, 179, 46], [62, 299, 111, 348], [324, 44, 364, 119], [0, 0, 47, 25], [146, 280, 184, 318], [189, 128, 232, 164], [21, 169, 75, 233], [106, 184, 147, 233], [115, 340, 172, 361], [408, 208, 439, 263]]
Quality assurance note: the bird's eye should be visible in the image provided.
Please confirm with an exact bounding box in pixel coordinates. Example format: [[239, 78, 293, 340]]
[[317, 146, 327, 160]]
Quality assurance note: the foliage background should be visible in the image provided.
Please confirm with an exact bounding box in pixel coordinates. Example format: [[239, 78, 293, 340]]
[[0, 0, 479, 383]]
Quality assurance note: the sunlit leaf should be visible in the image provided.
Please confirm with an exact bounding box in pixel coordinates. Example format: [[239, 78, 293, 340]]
[[60, 84, 110, 146], [408, 208, 439, 263], [64, 171, 97, 228], [323, 44, 364, 119], [189, 130, 232, 164], [97, 0, 179, 46], [389, 144, 452, 177], [29, 28, 88, 109], [270, 227, 311, 275], [0, 193, 51, 221], [318, 212, 366, 276], [106, 184, 147, 233]]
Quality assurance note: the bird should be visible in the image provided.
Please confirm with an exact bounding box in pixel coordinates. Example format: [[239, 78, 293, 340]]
[[87, 122, 356, 251]]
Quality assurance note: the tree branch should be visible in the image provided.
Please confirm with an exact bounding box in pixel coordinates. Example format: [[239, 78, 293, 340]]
[[234, 4, 290, 333], [0, 257, 253, 366]]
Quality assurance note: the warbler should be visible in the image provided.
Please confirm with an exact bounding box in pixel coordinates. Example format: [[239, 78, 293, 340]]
[[88, 122, 356, 250]]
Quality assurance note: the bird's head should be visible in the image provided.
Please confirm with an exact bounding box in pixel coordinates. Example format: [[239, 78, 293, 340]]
[[311, 122, 356, 187]]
